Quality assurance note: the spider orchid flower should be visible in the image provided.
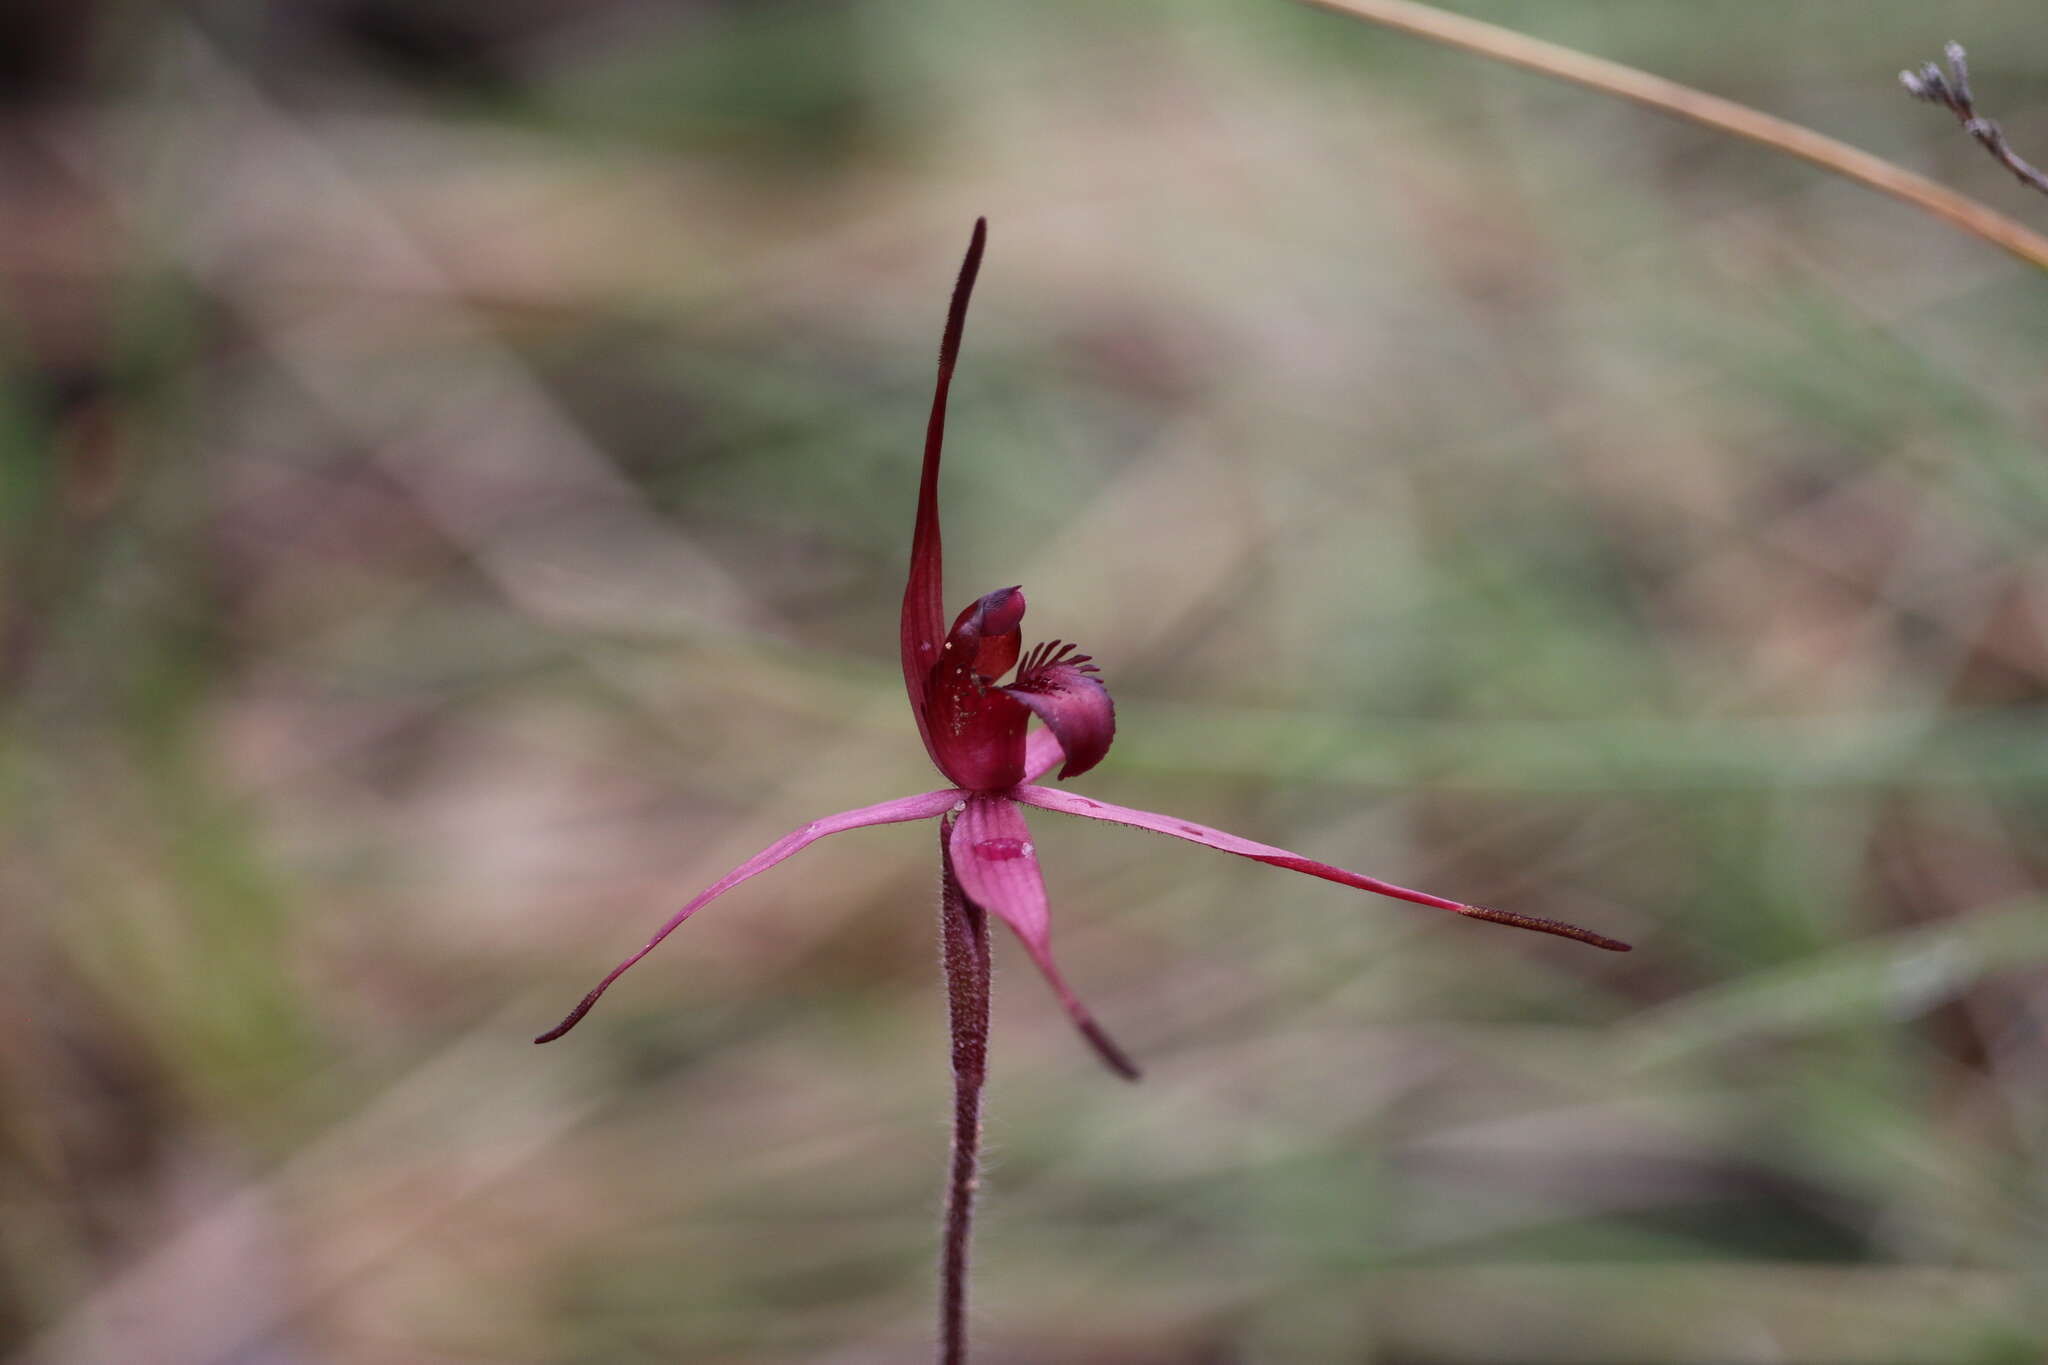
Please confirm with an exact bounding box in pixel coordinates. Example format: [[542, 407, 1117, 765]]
[[537, 220, 1628, 1362], [535, 218, 1628, 1065]]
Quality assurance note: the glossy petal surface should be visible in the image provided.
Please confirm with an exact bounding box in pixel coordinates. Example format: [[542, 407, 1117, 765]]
[[923, 587, 1032, 791], [535, 787, 968, 1042], [901, 220, 986, 773], [954, 586, 1025, 679], [1014, 785, 1632, 952], [948, 794, 1139, 1078], [1001, 644, 1114, 780]]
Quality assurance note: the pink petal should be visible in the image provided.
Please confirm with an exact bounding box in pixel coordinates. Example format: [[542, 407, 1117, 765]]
[[1014, 785, 1632, 953], [1022, 727, 1066, 783], [901, 219, 987, 769], [948, 794, 1140, 1079], [1001, 644, 1115, 780], [536, 787, 966, 1043]]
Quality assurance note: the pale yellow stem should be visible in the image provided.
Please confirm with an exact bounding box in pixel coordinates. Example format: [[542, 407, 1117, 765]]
[[1300, 0, 2048, 272]]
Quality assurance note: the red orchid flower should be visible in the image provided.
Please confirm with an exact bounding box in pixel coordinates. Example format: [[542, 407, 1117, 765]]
[[536, 218, 1625, 1052], [536, 220, 1627, 1360]]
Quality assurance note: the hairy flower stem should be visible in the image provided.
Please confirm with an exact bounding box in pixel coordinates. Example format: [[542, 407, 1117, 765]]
[[937, 818, 991, 1365]]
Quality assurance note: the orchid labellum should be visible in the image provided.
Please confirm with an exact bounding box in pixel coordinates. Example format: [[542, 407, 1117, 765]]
[[536, 220, 1629, 1362]]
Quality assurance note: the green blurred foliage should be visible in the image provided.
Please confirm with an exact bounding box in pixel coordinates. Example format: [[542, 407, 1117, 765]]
[[4, 1, 2048, 1361]]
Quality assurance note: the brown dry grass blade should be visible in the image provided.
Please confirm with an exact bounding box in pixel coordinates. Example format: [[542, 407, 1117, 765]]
[[1300, 0, 2048, 271]]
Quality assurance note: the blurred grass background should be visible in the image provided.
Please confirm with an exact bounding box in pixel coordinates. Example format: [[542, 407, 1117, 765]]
[[5, 1, 2048, 1361]]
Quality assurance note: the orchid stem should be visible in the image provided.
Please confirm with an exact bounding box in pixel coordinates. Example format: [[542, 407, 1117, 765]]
[[937, 818, 991, 1365]]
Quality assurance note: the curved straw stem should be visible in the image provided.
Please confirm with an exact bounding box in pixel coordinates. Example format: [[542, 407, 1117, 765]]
[[1299, 0, 2048, 272]]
